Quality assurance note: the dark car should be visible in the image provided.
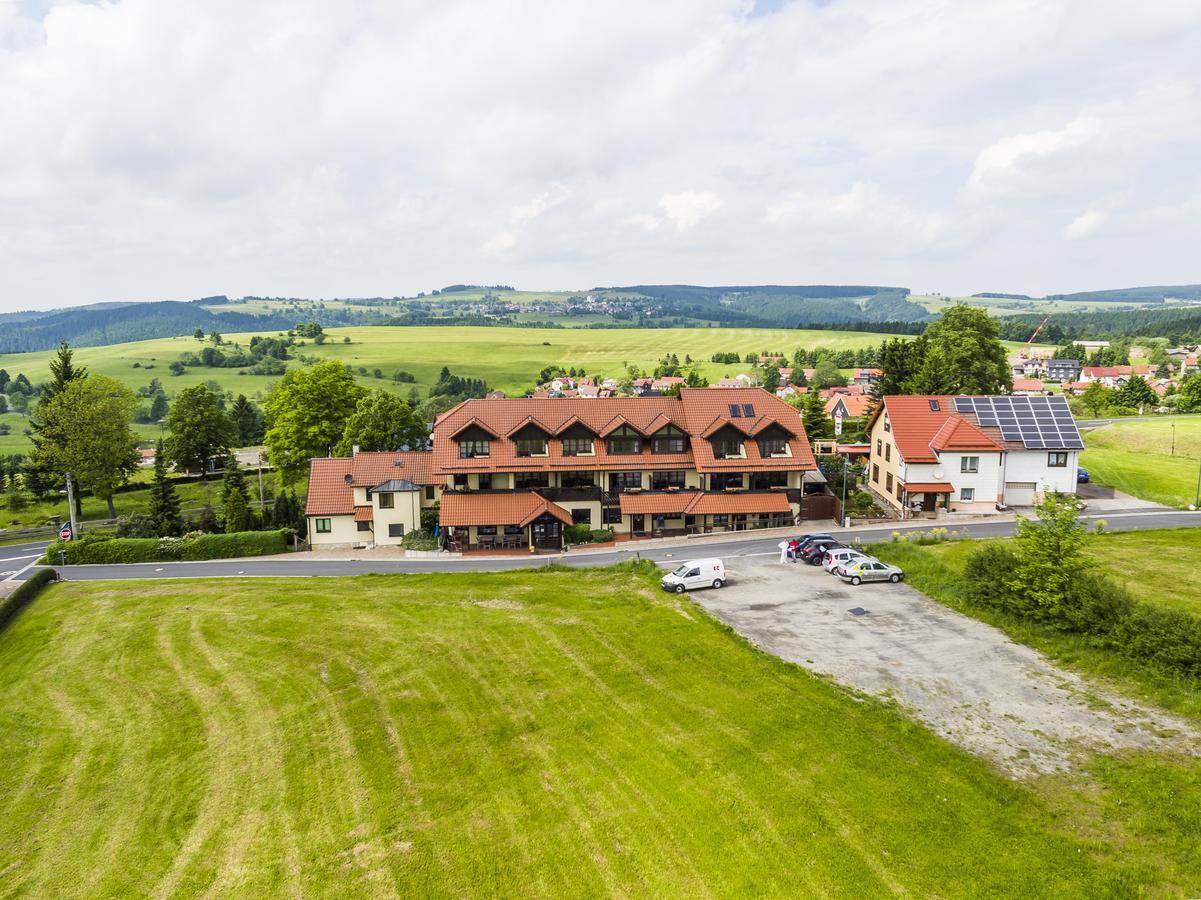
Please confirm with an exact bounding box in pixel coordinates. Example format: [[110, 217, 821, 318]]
[[792, 533, 833, 554], [800, 539, 847, 565], [1077, 467, 1090, 483]]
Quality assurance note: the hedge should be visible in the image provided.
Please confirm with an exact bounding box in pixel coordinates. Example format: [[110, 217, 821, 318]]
[[0, 568, 59, 635], [564, 525, 616, 545], [42, 529, 292, 565]]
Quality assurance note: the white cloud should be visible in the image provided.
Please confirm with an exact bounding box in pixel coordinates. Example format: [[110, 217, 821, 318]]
[[1064, 209, 1107, 240], [658, 190, 722, 231], [0, 0, 1200, 308]]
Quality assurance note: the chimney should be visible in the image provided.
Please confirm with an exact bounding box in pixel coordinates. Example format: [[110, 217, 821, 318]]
[[352, 444, 360, 456]]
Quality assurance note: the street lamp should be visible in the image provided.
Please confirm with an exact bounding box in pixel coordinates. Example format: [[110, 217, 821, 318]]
[[58, 472, 78, 539]]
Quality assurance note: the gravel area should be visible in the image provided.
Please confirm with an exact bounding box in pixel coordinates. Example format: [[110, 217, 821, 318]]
[[683, 556, 1199, 777]]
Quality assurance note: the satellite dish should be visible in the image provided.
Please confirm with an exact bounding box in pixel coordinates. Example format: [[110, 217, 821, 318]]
[[932, 468, 945, 479]]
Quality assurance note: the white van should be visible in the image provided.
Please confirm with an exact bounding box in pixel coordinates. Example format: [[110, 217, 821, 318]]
[[660, 558, 726, 593]]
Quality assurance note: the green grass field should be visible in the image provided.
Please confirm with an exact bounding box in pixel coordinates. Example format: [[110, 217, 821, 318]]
[[1, 565, 1199, 896], [1081, 418, 1201, 508]]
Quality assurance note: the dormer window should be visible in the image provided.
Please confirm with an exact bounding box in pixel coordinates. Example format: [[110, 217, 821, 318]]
[[458, 439, 490, 458], [562, 437, 594, 456], [515, 438, 547, 457], [757, 438, 789, 457], [608, 425, 642, 455], [651, 424, 687, 454], [713, 438, 744, 459]]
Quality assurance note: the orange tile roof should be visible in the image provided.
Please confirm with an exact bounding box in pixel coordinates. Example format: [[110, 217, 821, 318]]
[[618, 492, 695, 515], [824, 394, 874, 418], [305, 457, 354, 516], [349, 451, 439, 486], [902, 482, 953, 493], [928, 416, 1003, 453], [353, 506, 374, 522], [440, 491, 573, 527], [431, 388, 816, 475], [683, 492, 792, 515], [1011, 378, 1045, 392]]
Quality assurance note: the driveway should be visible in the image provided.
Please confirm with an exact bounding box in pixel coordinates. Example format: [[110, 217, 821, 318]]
[[1076, 480, 1165, 512], [684, 556, 1198, 777]]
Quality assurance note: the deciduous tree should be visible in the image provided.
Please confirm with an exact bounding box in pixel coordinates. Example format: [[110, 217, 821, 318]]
[[165, 385, 235, 476], [263, 360, 366, 485], [909, 306, 1011, 395]]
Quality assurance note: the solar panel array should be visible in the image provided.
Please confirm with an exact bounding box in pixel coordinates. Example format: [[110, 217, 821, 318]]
[[952, 396, 1083, 449]]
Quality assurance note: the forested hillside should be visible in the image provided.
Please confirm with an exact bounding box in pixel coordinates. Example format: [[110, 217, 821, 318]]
[[997, 306, 1201, 343]]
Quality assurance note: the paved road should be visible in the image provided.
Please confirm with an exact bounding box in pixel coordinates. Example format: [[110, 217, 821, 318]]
[[16, 508, 1199, 582], [0, 540, 52, 582]]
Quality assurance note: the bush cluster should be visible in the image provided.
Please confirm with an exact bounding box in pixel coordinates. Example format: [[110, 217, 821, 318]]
[[43, 530, 292, 565], [0, 568, 58, 634], [962, 543, 1201, 681], [564, 524, 616, 545], [400, 530, 439, 551]]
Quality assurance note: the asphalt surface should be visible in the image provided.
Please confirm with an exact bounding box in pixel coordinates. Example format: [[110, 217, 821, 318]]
[[1077, 413, 1201, 429], [11, 508, 1199, 583]]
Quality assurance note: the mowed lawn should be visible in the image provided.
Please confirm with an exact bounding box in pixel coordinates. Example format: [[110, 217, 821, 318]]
[[2, 568, 1200, 896], [1081, 417, 1201, 508]]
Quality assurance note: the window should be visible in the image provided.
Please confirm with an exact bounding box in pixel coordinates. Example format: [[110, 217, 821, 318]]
[[424, 486, 435, 500], [876, 439, 882, 455], [453, 474, 468, 488], [961, 456, 979, 473], [884, 416, 891, 433], [729, 404, 742, 417], [757, 438, 788, 457], [896, 481, 904, 499], [609, 471, 642, 491], [884, 444, 891, 462], [602, 506, 622, 525], [651, 470, 686, 490], [515, 438, 547, 457], [713, 439, 743, 459], [872, 464, 879, 482], [315, 518, 331, 533], [376, 492, 394, 509], [477, 525, 497, 536], [560, 471, 595, 488], [477, 473, 492, 490], [571, 508, 592, 525], [562, 437, 594, 456], [959, 488, 975, 501], [713, 514, 729, 526], [1048, 452, 1068, 467], [515, 471, 549, 490], [608, 435, 641, 455], [458, 439, 490, 458], [929, 399, 941, 411], [652, 427, 687, 454], [752, 471, 788, 490], [357, 520, 371, 532], [886, 473, 893, 492], [742, 403, 755, 417], [711, 472, 744, 491]]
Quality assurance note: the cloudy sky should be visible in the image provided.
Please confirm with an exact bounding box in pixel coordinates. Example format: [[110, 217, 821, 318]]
[[1, 0, 1199, 311]]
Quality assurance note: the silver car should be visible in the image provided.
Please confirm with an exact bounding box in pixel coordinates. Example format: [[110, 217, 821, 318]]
[[837, 559, 904, 585], [823, 547, 872, 573]]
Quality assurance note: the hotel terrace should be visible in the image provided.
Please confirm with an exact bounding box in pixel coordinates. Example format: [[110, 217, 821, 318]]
[[306, 387, 818, 551]]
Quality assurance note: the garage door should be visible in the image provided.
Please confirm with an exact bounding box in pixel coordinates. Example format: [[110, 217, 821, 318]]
[[1004, 482, 1037, 506]]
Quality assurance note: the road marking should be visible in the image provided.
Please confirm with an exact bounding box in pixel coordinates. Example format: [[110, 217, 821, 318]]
[[1, 559, 40, 583], [0, 554, 39, 564]]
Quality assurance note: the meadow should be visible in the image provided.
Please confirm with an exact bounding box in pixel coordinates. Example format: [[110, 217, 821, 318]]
[[2, 564, 1200, 896], [1081, 417, 1201, 508]]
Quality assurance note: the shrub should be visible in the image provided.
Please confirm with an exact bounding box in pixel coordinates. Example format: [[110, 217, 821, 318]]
[[961, 544, 1020, 612], [401, 530, 439, 551], [43, 530, 291, 564], [588, 528, 615, 543], [1111, 602, 1201, 680], [0, 568, 58, 634], [115, 512, 158, 538], [420, 504, 440, 534], [564, 523, 593, 544]]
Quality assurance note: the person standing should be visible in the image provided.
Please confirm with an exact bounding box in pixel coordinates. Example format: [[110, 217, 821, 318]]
[[788, 538, 799, 562], [778, 539, 789, 564]]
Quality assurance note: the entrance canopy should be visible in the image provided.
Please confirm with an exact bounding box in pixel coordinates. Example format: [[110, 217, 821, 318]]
[[902, 482, 953, 493], [440, 492, 572, 527]]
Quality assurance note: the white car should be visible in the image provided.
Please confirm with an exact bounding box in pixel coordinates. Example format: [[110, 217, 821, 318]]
[[660, 558, 726, 593], [823, 547, 872, 573]]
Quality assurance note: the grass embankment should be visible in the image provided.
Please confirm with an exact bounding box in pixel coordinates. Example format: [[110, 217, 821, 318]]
[[1081, 418, 1201, 508], [1, 566, 1200, 895], [872, 530, 1201, 718]]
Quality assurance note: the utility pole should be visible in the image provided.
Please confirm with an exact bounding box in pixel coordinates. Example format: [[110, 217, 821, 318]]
[[841, 453, 849, 528], [257, 451, 266, 513], [65, 471, 78, 539], [1194, 452, 1201, 511]]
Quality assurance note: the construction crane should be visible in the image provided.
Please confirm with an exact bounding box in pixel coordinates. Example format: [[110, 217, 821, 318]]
[[1021, 313, 1052, 357]]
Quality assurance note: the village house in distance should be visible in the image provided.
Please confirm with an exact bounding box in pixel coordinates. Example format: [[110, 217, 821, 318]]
[[306, 387, 818, 551]]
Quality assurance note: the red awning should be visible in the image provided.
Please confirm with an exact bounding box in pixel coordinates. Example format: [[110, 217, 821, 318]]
[[903, 482, 953, 493], [353, 506, 374, 522]]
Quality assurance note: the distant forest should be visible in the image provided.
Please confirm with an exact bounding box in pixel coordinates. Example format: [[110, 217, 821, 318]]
[[996, 307, 1201, 343]]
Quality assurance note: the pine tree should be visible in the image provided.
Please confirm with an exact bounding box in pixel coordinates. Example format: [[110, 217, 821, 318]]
[[220, 453, 249, 508], [4, 475, 27, 512], [224, 488, 251, 534], [147, 440, 183, 536], [26, 341, 88, 511], [801, 391, 834, 443]]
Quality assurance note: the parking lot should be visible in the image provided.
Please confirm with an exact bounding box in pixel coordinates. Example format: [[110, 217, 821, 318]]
[[681, 553, 1198, 777]]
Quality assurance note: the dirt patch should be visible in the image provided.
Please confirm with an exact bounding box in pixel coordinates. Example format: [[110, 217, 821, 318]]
[[472, 598, 523, 610], [685, 557, 1200, 778]]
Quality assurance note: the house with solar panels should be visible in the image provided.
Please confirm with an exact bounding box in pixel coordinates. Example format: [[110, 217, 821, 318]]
[[864, 395, 1083, 516]]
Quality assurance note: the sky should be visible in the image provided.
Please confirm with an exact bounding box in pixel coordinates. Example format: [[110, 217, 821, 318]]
[[1, 0, 1199, 312]]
